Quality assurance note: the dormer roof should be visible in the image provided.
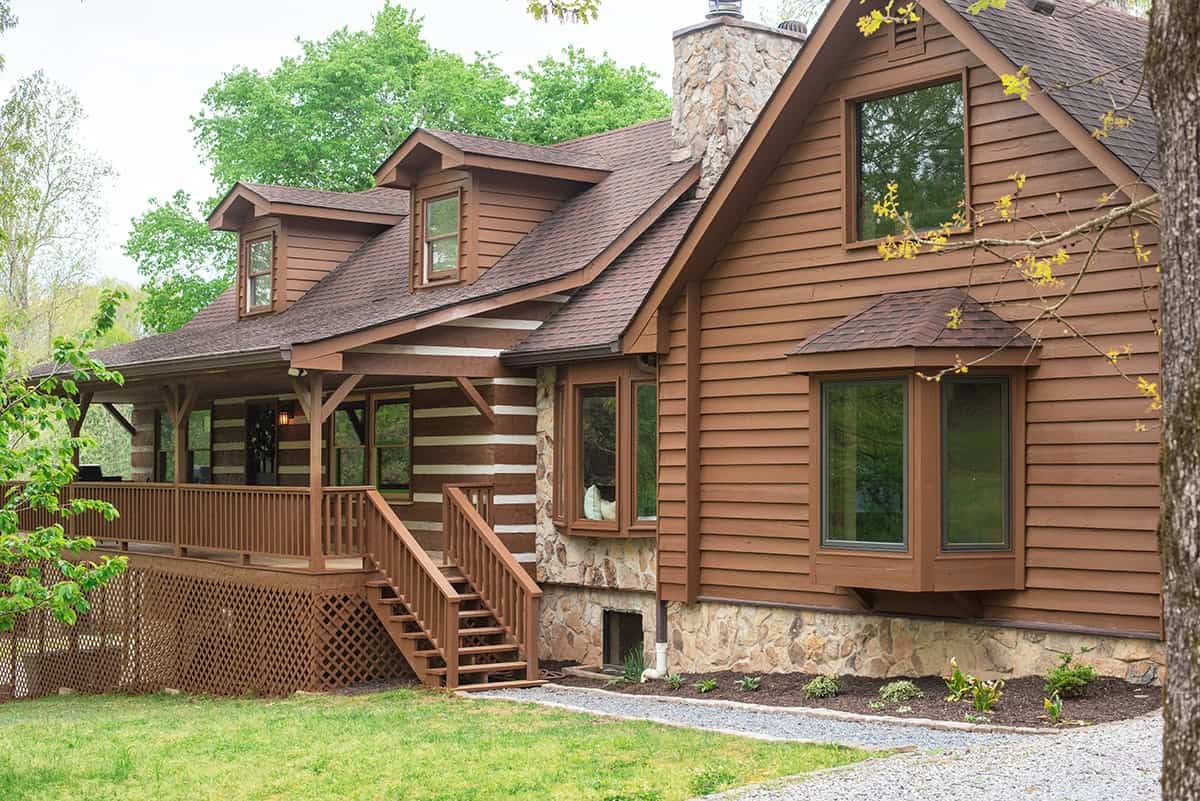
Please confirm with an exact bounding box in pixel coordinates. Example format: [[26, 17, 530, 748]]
[[208, 182, 409, 231], [374, 128, 613, 189]]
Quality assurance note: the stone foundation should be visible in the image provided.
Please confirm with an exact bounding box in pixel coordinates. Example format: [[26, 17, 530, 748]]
[[666, 600, 1164, 685], [540, 585, 658, 666]]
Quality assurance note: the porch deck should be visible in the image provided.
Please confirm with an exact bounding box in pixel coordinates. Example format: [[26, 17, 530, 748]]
[[4, 480, 542, 694]]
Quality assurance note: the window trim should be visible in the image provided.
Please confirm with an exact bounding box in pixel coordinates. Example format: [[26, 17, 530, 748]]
[[327, 391, 412, 502], [554, 359, 658, 539], [185, 406, 213, 485], [819, 376, 909, 552], [330, 399, 369, 489], [632, 379, 659, 524], [940, 375, 1011, 552], [841, 69, 972, 250], [243, 232, 276, 315], [421, 190, 463, 285]]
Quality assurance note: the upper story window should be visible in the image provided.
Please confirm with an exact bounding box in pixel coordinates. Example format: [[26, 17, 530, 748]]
[[245, 235, 274, 313], [424, 193, 460, 282], [854, 80, 965, 241], [330, 393, 411, 500]]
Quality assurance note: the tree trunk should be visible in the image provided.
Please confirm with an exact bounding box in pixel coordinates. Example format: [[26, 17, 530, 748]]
[[1147, 0, 1200, 797]]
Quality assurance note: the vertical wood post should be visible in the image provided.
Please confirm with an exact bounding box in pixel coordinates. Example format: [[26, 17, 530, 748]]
[[444, 598, 460, 689], [525, 594, 539, 681], [308, 372, 325, 571], [69, 392, 93, 470]]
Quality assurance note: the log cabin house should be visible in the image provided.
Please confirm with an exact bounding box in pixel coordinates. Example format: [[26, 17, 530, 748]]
[[4, 0, 1163, 698]]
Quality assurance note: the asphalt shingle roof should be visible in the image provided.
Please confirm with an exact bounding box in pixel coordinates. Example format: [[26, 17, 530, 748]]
[[240, 183, 410, 216], [419, 129, 611, 172], [790, 287, 1035, 355]]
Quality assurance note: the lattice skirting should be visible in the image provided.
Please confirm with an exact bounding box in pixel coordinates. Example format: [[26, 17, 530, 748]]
[[1, 556, 410, 701]]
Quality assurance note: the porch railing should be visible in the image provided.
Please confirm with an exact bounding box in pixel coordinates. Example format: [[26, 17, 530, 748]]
[[443, 484, 541, 681]]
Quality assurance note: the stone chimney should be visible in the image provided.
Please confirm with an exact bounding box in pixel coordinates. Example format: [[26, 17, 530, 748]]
[[672, 2, 806, 195]]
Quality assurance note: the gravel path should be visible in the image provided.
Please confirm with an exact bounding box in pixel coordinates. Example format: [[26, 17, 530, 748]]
[[476, 684, 1031, 750], [722, 713, 1162, 801]]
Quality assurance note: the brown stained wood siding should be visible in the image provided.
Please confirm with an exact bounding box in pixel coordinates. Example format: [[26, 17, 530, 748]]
[[411, 170, 475, 286], [660, 21, 1162, 635], [283, 219, 375, 306], [474, 171, 572, 272]]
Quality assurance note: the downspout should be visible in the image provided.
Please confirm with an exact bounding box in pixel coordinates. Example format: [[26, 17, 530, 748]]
[[641, 601, 670, 682]]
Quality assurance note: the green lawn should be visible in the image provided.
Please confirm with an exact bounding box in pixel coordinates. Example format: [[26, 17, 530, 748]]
[[0, 689, 870, 801]]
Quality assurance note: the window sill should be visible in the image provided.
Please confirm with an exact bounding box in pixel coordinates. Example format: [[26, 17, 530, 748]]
[[813, 546, 1020, 593]]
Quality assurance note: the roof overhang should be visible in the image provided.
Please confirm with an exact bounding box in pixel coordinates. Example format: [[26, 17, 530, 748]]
[[501, 341, 621, 368], [373, 129, 612, 189], [207, 183, 405, 231], [786, 345, 1041, 373]]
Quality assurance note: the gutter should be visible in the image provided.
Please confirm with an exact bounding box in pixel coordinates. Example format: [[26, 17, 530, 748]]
[[500, 340, 621, 369], [83, 347, 286, 382]]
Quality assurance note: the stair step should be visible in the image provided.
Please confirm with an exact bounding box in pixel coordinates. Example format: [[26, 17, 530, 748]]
[[458, 626, 505, 636], [388, 614, 416, 624], [458, 609, 493, 619], [415, 643, 517, 658], [454, 679, 547, 693], [370, 596, 409, 607], [455, 593, 481, 602], [365, 579, 391, 588], [428, 661, 527, 676]]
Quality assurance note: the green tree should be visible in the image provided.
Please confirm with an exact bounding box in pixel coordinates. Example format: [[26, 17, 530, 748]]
[[524, 0, 602, 22], [127, 3, 669, 333], [1, 288, 128, 632]]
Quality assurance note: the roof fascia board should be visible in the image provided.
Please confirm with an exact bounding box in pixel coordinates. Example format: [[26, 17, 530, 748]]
[[500, 342, 619, 368], [459, 153, 611, 184], [921, 0, 1152, 199], [288, 162, 701, 367], [619, 0, 861, 352], [267, 203, 404, 227], [208, 183, 271, 231], [374, 130, 465, 188], [98, 348, 285, 381]]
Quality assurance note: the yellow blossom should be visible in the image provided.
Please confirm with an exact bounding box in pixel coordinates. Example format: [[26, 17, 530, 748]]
[[1001, 65, 1032, 101], [1137, 377, 1161, 412], [946, 306, 963, 330]]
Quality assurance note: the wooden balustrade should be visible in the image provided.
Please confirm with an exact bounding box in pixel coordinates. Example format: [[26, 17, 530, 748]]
[[443, 485, 542, 681], [177, 485, 311, 558], [322, 487, 369, 557], [72, 482, 177, 544], [450, 482, 495, 527], [362, 489, 463, 684]]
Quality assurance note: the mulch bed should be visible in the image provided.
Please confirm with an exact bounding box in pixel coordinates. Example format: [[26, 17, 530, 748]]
[[558, 670, 1162, 728]]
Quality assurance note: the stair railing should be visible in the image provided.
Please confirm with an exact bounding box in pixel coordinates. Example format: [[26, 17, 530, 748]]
[[362, 488, 464, 687], [443, 485, 542, 681]]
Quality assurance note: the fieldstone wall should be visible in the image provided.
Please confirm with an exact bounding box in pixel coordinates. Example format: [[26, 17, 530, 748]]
[[541, 586, 658, 666], [672, 16, 805, 194], [667, 600, 1164, 685]]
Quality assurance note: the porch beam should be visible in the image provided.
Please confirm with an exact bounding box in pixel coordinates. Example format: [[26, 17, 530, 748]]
[[101, 402, 136, 437], [307, 372, 325, 571], [454, 377, 495, 424], [319, 374, 364, 424], [339, 351, 508, 378]]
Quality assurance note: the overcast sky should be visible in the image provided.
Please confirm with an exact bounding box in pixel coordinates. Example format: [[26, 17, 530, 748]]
[[0, 0, 788, 285]]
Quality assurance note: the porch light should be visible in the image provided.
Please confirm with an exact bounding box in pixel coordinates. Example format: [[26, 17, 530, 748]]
[[278, 407, 291, 426]]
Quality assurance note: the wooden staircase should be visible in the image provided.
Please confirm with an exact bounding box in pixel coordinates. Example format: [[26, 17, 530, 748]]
[[358, 485, 545, 691]]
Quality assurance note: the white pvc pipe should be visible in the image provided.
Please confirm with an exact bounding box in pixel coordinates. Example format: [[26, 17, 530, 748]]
[[640, 642, 670, 682]]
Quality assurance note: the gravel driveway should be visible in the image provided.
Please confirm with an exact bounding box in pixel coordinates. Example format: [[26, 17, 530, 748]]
[[477, 685, 1162, 800]]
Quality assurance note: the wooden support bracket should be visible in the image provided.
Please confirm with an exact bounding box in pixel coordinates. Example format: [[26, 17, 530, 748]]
[[454, 376, 495, 424], [68, 392, 94, 438], [290, 376, 313, 420], [320, 374, 364, 424], [844, 587, 876, 611], [102, 402, 136, 436]]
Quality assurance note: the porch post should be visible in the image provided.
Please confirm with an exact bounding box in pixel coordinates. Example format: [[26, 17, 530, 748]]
[[308, 372, 325, 571], [68, 392, 93, 470]]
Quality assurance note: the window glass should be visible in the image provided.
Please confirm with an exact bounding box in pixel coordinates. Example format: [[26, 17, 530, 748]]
[[942, 378, 1009, 549], [857, 81, 965, 240], [187, 409, 212, 484], [246, 404, 278, 486], [635, 382, 657, 520], [579, 384, 617, 522], [425, 195, 460, 278], [156, 412, 175, 482], [247, 238, 273, 309], [822, 379, 906, 548], [332, 403, 367, 486], [374, 398, 411, 493]]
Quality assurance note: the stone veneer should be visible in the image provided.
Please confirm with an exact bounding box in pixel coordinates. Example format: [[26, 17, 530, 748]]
[[535, 367, 659, 664], [671, 15, 805, 194], [666, 600, 1164, 685]]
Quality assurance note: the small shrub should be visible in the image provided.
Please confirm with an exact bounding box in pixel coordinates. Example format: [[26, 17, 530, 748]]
[[964, 711, 989, 724], [879, 680, 924, 703], [866, 700, 886, 711], [1044, 648, 1097, 699], [803, 675, 842, 699], [944, 657, 974, 702], [736, 675, 762, 692], [664, 673, 683, 691], [689, 767, 737, 796], [694, 679, 719, 694], [622, 645, 646, 685], [1043, 693, 1064, 725], [971, 678, 1004, 713], [896, 705, 913, 714]]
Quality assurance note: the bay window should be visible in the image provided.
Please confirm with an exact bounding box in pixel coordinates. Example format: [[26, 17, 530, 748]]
[[555, 360, 658, 537]]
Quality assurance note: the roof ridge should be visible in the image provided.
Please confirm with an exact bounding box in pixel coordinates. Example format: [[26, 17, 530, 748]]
[[551, 117, 670, 148]]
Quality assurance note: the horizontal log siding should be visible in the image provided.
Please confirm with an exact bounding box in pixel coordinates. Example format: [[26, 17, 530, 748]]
[[130, 406, 155, 482], [663, 21, 1162, 635], [475, 171, 571, 272], [283, 218, 374, 306]]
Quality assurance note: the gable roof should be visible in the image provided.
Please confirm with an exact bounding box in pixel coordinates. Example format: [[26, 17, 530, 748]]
[[789, 287, 1034, 356], [620, 0, 1157, 352], [82, 119, 697, 376], [207, 182, 409, 230], [504, 198, 704, 365]]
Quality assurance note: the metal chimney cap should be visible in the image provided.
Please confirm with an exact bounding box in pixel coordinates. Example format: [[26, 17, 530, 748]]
[[778, 19, 808, 34], [707, 0, 744, 19]]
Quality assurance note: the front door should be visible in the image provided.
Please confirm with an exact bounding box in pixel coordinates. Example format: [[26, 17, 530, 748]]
[[246, 403, 278, 486]]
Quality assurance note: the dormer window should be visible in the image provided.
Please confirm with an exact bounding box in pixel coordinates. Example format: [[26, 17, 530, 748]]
[[245, 234, 274, 313], [424, 193, 461, 282]]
